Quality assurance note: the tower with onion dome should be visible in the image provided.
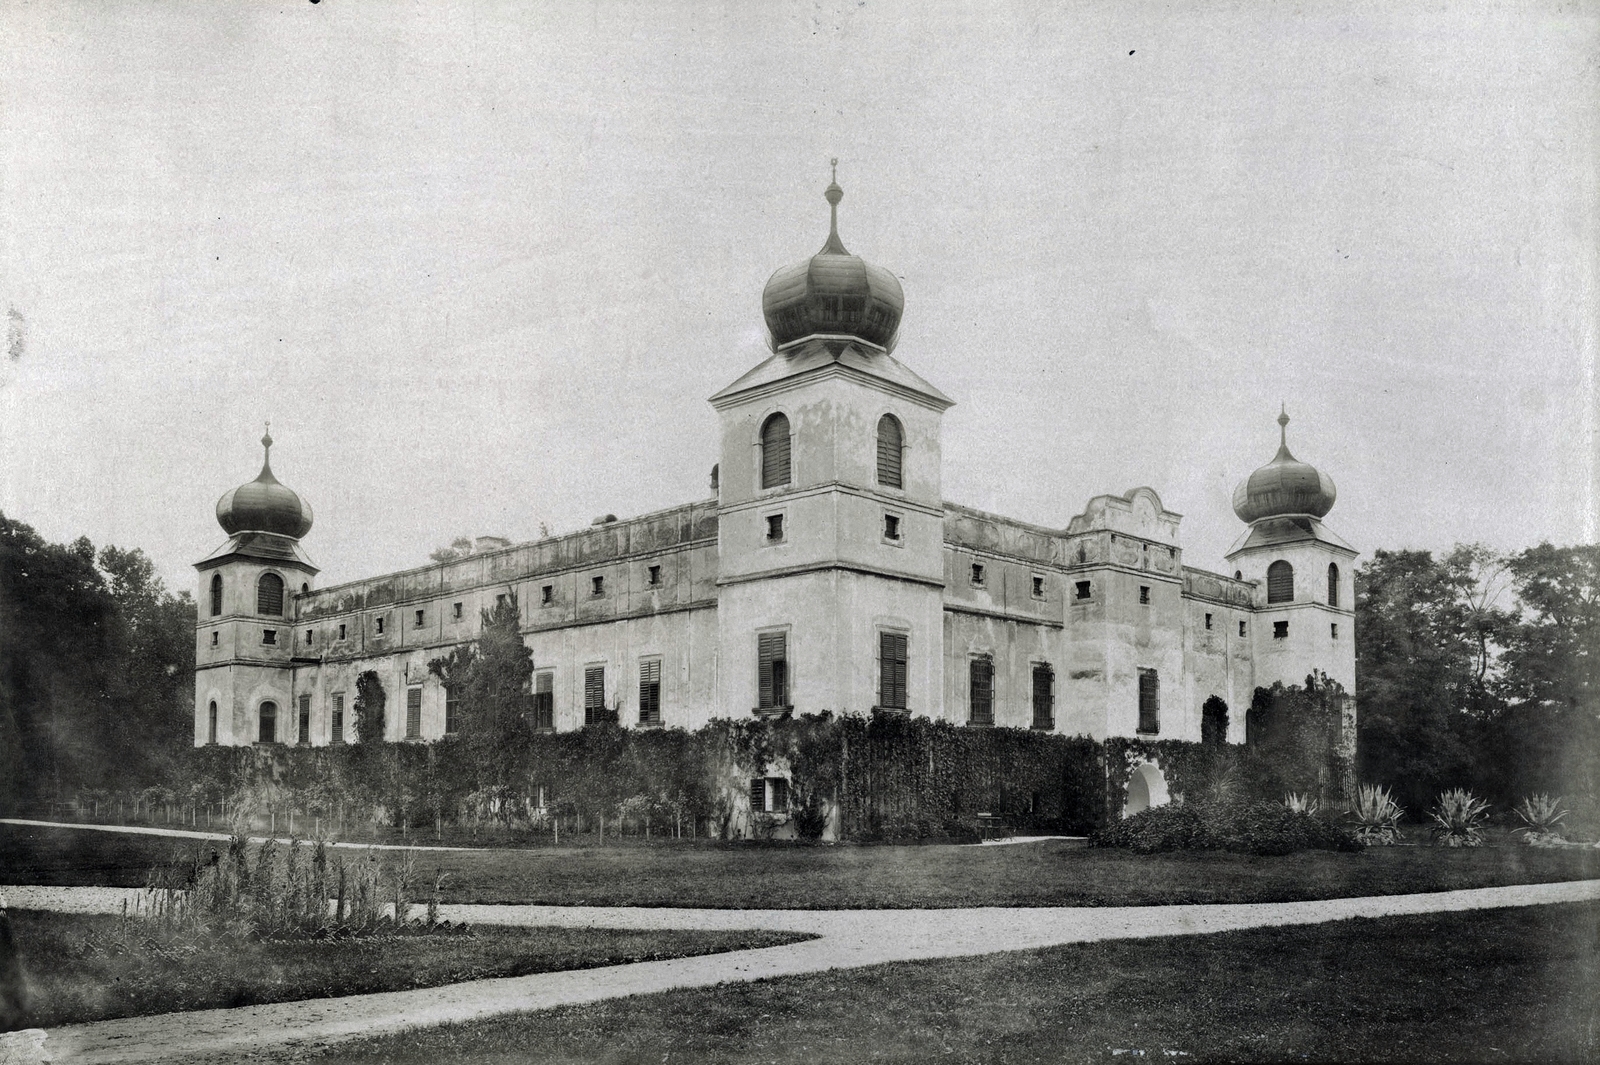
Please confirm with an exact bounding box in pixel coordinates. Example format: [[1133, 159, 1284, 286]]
[[193, 428, 319, 747], [709, 163, 954, 721], [1225, 409, 1357, 693]]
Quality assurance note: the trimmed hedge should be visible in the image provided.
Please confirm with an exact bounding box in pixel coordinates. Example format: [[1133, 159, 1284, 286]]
[[1090, 800, 1361, 856]]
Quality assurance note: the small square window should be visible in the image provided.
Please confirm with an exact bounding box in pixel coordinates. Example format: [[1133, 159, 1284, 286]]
[[1274, 620, 1289, 639], [339, 623, 347, 641], [1331, 623, 1339, 639], [766, 514, 785, 542], [591, 575, 605, 596], [1074, 580, 1091, 600], [414, 609, 425, 628], [211, 631, 219, 647], [1139, 586, 1150, 605], [375, 617, 385, 635], [884, 514, 902, 540], [453, 602, 463, 620], [971, 563, 985, 586], [496, 593, 508, 609], [1032, 575, 1045, 598], [647, 564, 662, 586], [305, 628, 313, 644], [262, 629, 277, 645], [541, 585, 554, 605], [1204, 613, 1213, 630], [1239, 621, 1247, 637]]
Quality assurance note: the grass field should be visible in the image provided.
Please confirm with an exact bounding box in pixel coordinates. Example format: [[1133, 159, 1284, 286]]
[[5, 823, 1598, 909], [183, 900, 1600, 1065], [6, 909, 807, 1027]]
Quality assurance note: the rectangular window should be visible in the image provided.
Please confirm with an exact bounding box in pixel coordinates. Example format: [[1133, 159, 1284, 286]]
[[534, 671, 554, 730], [766, 513, 784, 542], [748, 777, 790, 814], [883, 514, 901, 541], [262, 629, 277, 645], [453, 602, 463, 620], [1031, 575, 1045, 598], [1139, 586, 1150, 605], [406, 687, 422, 739], [757, 632, 789, 709], [298, 694, 311, 745], [591, 575, 605, 597], [969, 657, 994, 726], [1205, 613, 1213, 630], [1239, 620, 1247, 637], [1075, 580, 1091, 600], [1032, 664, 1054, 729], [647, 564, 662, 586], [750, 777, 767, 813], [305, 628, 313, 645], [584, 666, 606, 725], [331, 694, 345, 744], [639, 659, 662, 724], [375, 617, 385, 635], [970, 563, 985, 586], [1274, 620, 1289, 639], [211, 631, 219, 647], [339, 623, 347, 641], [496, 593, 508, 609], [1331, 622, 1339, 639], [1137, 668, 1160, 734], [414, 609, 425, 628], [444, 685, 459, 734], [541, 585, 553, 605], [878, 631, 908, 711]]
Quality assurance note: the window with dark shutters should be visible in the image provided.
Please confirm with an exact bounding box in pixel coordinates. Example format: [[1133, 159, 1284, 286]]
[[210, 574, 223, 617], [406, 688, 422, 739], [257, 572, 284, 616], [639, 659, 662, 724], [259, 701, 277, 744], [879, 631, 908, 710], [584, 666, 605, 725], [298, 694, 311, 745], [1032, 664, 1054, 729], [331, 694, 344, 744], [534, 672, 554, 729], [760, 413, 791, 488], [770, 777, 790, 811], [1327, 563, 1340, 607], [969, 657, 994, 725], [1137, 669, 1160, 734], [750, 778, 767, 813], [444, 686, 459, 734], [757, 632, 788, 709], [1267, 560, 1294, 604], [876, 414, 903, 488]]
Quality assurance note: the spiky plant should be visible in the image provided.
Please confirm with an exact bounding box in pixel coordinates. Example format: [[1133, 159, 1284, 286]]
[[1514, 794, 1567, 846], [1347, 784, 1404, 846], [1283, 792, 1321, 816], [1430, 789, 1491, 847]]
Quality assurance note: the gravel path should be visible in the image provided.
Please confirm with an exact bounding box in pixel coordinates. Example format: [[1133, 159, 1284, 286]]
[[13, 878, 1600, 1064]]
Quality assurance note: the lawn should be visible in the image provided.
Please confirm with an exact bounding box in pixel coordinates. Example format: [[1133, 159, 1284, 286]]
[[184, 900, 1600, 1065], [6, 909, 808, 1028], [5, 823, 1598, 909]]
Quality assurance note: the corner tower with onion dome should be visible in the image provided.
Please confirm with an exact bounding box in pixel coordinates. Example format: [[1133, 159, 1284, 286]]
[[710, 162, 954, 720], [1225, 409, 1357, 693], [193, 428, 318, 747]]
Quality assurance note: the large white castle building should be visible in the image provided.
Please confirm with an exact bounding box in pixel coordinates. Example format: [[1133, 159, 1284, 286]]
[[194, 176, 1357, 754]]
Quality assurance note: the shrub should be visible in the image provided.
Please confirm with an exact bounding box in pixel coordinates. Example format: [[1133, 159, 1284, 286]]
[[1090, 799, 1358, 856], [1513, 794, 1567, 846], [1430, 789, 1491, 848], [1347, 784, 1404, 846]]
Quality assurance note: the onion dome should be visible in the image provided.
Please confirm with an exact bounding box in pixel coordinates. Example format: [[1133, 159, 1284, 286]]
[[1232, 409, 1337, 523], [762, 161, 904, 352], [216, 427, 314, 539]]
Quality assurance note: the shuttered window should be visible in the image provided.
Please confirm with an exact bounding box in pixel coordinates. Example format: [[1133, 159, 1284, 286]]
[[258, 701, 277, 744], [1137, 669, 1160, 734], [534, 671, 554, 730], [969, 657, 994, 725], [1327, 563, 1340, 607], [1032, 664, 1054, 729], [770, 777, 789, 811], [1267, 560, 1294, 604], [444, 686, 459, 734], [406, 688, 422, 739], [584, 666, 605, 725], [298, 694, 311, 744], [257, 572, 284, 616], [760, 413, 791, 488], [879, 632, 908, 710], [758, 632, 788, 709], [750, 778, 767, 812], [331, 694, 344, 744], [639, 659, 662, 724], [876, 414, 903, 488], [210, 574, 223, 616]]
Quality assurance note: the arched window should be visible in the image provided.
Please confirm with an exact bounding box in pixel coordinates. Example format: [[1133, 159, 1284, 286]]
[[207, 701, 218, 745], [1266, 560, 1294, 604], [210, 574, 223, 617], [1327, 563, 1340, 607], [257, 572, 285, 616], [876, 414, 904, 488], [258, 701, 277, 744], [760, 413, 791, 488]]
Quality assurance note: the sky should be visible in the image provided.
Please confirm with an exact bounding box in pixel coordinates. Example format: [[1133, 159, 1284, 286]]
[[1, 0, 1595, 595]]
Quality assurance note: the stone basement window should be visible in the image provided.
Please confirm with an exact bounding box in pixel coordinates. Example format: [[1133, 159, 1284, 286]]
[[1239, 620, 1247, 637], [414, 609, 425, 628], [1032, 575, 1046, 598], [375, 617, 385, 635], [1274, 620, 1289, 639], [305, 629, 313, 645], [648, 564, 662, 585], [211, 631, 219, 647], [453, 602, 463, 620], [1205, 613, 1213, 630], [541, 585, 553, 604], [338, 623, 347, 640], [1331, 623, 1339, 639]]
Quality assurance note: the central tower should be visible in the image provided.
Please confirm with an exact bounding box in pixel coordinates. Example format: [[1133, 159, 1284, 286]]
[[710, 168, 953, 719]]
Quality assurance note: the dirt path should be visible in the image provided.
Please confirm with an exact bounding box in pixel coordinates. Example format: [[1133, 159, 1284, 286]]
[[15, 878, 1600, 1064]]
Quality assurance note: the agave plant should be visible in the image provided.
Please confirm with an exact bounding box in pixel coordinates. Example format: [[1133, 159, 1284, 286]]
[[1514, 794, 1567, 846], [1347, 784, 1404, 846], [1283, 792, 1321, 816], [1430, 789, 1491, 847]]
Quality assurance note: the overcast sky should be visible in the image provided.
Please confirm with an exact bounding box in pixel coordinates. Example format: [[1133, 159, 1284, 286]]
[[2, 1, 1595, 594]]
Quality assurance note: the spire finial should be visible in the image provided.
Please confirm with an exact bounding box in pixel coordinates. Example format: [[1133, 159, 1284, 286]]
[[260, 421, 275, 475], [1275, 405, 1293, 457], [821, 158, 847, 254]]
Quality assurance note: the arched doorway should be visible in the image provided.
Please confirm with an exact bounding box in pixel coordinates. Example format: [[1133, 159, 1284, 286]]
[[1124, 761, 1171, 817]]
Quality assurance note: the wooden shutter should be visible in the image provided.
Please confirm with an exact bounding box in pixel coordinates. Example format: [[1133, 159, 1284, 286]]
[[444, 686, 459, 734], [535, 671, 554, 729], [761, 414, 791, 488], [584, 666, 605, 723], [639, 659, 661, 722], [749, 778, 767, 813], [758, 632, 787, 708], [876, 415, 903, 488], [969, 657, 993, 724], [879, 632, 908, 710], [1266, 560, 1294, 604], [298, 694, 311, 744], [1138, 669, 1160, 734], [771, 777, 789, 811], [406, 688, 422, 738], [1032, 665, 1054, 728], [331, 694, 344, 744], [257, 573, 284, 615]]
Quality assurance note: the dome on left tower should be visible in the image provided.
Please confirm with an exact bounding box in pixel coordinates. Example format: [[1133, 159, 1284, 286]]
[[216, 429, 313, 539]]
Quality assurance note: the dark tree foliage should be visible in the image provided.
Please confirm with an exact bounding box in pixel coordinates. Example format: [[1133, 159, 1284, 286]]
[[428, 595, 532, 803], [352, 671, 386, 747]]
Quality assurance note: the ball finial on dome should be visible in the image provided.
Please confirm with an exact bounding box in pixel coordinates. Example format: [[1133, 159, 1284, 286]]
[[1232, 408, 1337, 523]]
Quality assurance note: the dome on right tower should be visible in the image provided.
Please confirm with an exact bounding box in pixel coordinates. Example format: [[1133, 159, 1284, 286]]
[[1232, 408, 1337, 524]]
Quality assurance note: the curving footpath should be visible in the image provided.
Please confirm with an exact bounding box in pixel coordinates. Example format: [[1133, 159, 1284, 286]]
[[8, 878, 1600, 1063]]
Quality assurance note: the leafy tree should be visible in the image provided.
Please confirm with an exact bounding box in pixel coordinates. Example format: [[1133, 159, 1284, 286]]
[[428, 595, 532, 813], [353, 671, 386, 746]]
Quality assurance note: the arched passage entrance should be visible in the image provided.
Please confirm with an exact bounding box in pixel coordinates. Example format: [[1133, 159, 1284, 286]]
[[1124, 761, 1171, 818]]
